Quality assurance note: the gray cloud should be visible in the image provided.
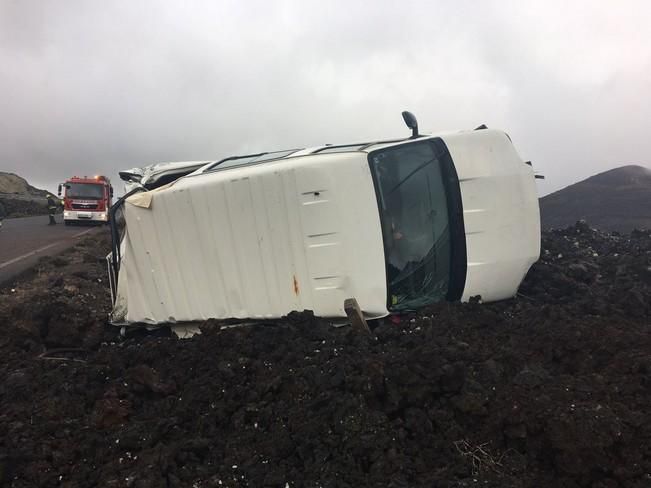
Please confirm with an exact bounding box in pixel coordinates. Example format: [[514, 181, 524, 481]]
[[1, 0, 649, 196]]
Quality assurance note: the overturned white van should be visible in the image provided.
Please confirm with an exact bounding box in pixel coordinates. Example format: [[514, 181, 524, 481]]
[[108, 113, 541, 326]]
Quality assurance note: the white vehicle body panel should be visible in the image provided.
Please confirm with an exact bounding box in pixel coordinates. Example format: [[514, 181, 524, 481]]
[[111, 128, 540, 325], [440, 130, 540, 301], [112, 152, 388, 324]]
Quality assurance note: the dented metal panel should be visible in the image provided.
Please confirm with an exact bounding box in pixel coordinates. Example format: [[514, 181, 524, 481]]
[[111, 127, 541, 326], [112, 152, 388, 324]]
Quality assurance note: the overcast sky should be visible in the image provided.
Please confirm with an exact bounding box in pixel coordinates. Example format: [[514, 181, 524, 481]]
[[1, 0, 650, 196]]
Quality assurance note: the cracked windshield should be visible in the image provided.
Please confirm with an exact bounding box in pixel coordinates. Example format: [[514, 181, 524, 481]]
[[371, 142, 451, 311]]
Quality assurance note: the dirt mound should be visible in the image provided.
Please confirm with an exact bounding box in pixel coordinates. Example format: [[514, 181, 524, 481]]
[[0, 224, 650, 487]]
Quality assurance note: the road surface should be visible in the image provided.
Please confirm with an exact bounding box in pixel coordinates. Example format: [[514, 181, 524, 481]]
[[0, 215, 103, 285]]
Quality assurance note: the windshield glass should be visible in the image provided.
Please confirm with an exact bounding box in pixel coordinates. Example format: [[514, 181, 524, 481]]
[[370, 141, 452, 311], [66, 183, 104, 199]]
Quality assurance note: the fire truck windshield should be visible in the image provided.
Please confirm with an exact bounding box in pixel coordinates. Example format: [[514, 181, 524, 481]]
[[66, 183, 104, 199]]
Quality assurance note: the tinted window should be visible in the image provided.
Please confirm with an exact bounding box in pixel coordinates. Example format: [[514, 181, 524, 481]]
[[251, 149, 298, 162], [369, 142, 452, 311], [214, 155, 261, 170], [316, 145, 366, 154], [204, 149, 300, 172]]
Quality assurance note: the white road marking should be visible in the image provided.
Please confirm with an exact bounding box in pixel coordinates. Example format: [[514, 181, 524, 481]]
[[73, 228, 95, 239], [0, 228, 96, 269]]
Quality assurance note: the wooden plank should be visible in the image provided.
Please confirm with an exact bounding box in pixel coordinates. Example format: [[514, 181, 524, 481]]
[[344, 298, 372, 335]]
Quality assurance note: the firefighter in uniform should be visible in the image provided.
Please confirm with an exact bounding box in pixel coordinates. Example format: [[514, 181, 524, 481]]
[[47, 194, 57, 225]]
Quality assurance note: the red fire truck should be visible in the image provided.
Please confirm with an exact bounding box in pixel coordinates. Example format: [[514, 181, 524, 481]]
[[58, 175, 114, 225]]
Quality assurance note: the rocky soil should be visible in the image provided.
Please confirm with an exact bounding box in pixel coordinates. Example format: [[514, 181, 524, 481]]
[[0, 198, 49, 219], [0, 223, 650, 487]]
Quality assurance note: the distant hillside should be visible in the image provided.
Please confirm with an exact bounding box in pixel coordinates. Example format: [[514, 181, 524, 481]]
[[0, 172, 49, 218], [0, 172, 48, 197], [540, 165, 651, 232]]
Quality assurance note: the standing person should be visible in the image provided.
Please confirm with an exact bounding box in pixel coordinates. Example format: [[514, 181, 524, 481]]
[[0, 201, 5, 228], [47, 194, 57, 225]]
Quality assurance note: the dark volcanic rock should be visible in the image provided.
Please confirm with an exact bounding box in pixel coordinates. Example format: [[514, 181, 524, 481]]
[[0, 224, 650, 487]]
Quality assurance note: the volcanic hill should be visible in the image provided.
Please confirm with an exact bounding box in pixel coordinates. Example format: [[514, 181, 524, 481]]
[[540, 165, 651, 232], [0, 172, 49, 218]]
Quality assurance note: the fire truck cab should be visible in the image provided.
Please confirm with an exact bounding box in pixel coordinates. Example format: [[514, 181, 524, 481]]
[[58, 175, 113, 225]]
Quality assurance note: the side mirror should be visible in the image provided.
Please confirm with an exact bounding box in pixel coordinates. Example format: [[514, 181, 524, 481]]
[[402, 111, 419, 139], [57, 184, 62, 197], [110, 187, 114, 197]]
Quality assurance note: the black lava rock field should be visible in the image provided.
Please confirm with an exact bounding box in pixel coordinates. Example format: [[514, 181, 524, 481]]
[[1, 223, 650, 487]]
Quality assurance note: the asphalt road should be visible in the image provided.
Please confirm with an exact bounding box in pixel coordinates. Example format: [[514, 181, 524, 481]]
[[0, 214, 102, 285]]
